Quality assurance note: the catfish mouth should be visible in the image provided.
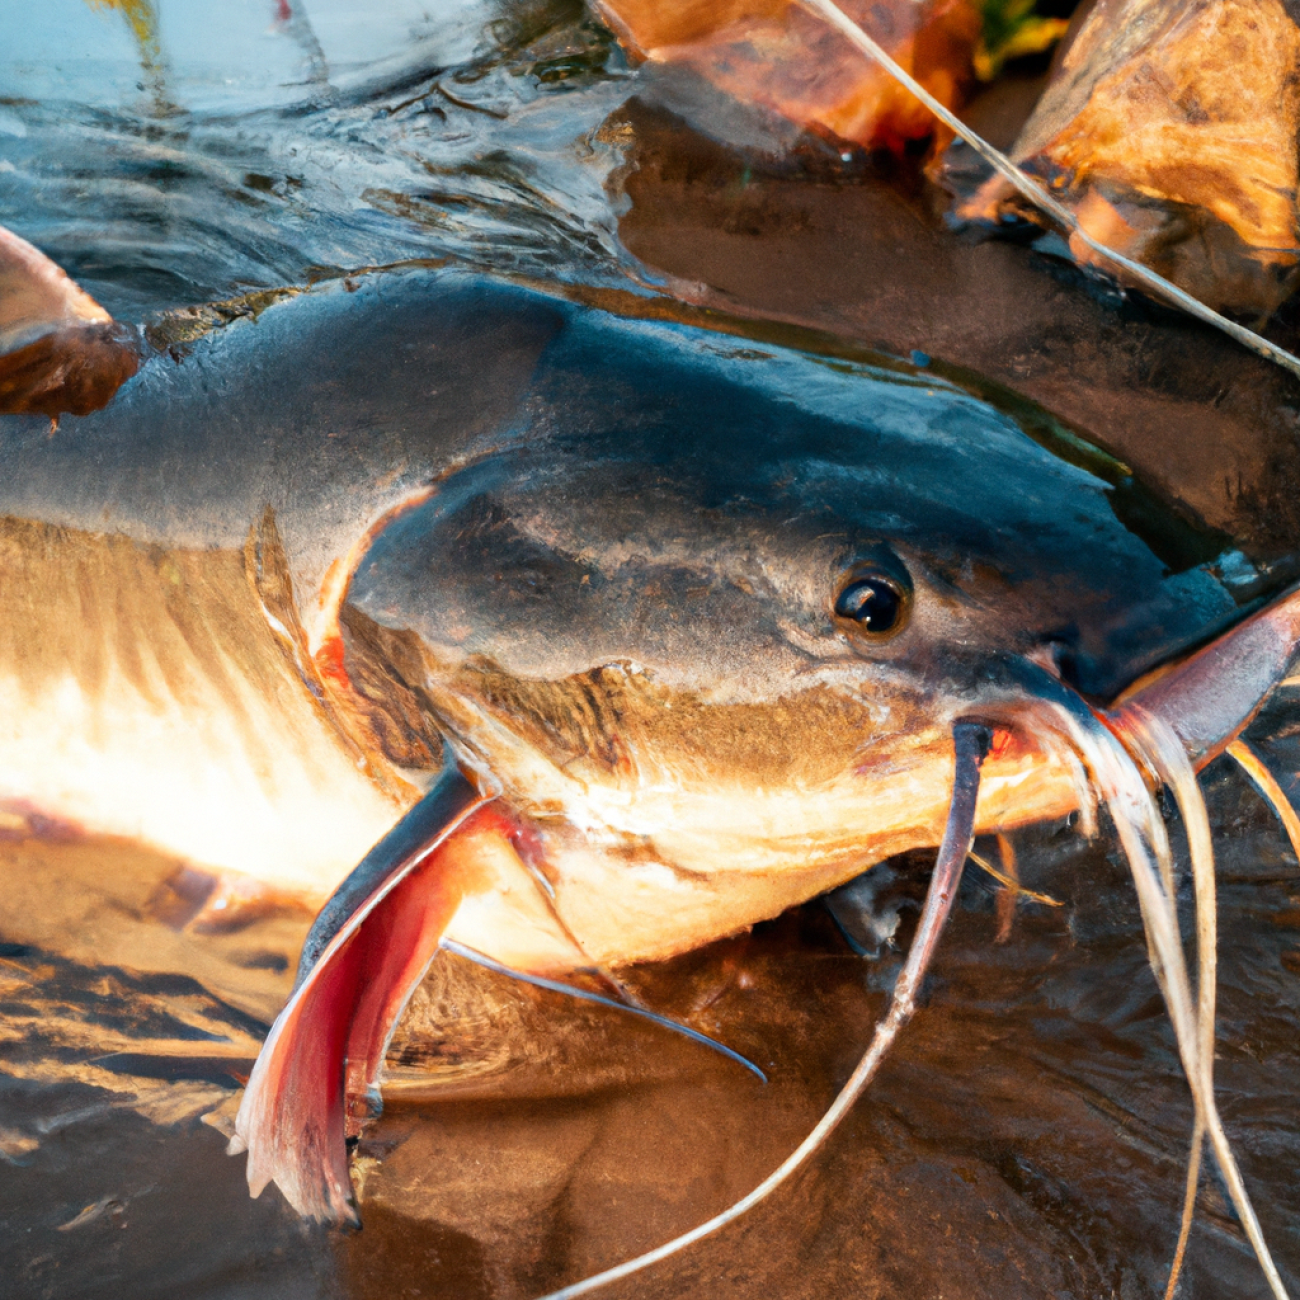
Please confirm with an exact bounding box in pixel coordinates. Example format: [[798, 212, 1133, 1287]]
[[334, 600, 1090, 954]]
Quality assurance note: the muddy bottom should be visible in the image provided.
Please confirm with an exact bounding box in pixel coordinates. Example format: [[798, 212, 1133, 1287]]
[[4, 687, 1300, 1300]]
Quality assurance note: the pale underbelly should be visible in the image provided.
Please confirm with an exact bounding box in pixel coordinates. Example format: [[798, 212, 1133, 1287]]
[[450, 745, 1084, 973], [0, 519, 401, 896]]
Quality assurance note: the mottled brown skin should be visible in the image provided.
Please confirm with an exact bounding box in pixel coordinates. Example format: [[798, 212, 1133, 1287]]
[[0, 267, 1289, 1232], [227, 264, 1300, 1227], [0, 266, 1278, 954], [323, 287, 1254, 967]]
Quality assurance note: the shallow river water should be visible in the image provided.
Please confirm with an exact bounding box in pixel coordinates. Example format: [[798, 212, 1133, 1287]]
[[4, 4, 1300, 1299]]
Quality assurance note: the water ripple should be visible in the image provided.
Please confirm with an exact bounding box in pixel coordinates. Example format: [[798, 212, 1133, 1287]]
[[0, 0, 636, 318]]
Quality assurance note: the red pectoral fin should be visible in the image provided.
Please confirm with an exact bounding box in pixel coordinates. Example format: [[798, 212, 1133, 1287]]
[[232, 768, 491, 1224], [340, 847, 476, 1140]]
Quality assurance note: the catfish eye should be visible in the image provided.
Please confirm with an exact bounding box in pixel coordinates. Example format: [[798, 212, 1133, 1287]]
[[834, 573, 908, 638]]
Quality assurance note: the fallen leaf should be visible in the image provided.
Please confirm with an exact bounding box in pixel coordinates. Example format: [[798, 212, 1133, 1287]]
[[596, 0, 987, 153]]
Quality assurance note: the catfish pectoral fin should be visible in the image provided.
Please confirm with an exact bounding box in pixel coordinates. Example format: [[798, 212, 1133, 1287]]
[[232, 765, 488, 1224]]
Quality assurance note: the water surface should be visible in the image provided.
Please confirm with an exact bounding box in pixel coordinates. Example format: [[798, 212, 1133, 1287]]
[[0, 0, 635, 318]]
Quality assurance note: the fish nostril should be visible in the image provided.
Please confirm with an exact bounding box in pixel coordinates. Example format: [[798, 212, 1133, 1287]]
[[834, 574, 908, 638]]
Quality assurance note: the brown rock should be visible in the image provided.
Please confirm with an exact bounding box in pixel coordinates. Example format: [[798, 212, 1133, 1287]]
[[0, 224, 140, 417], [959, 0, 1300, 316]]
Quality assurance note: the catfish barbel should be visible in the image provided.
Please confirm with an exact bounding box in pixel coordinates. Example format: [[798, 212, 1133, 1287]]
[[1, 263, 1297, 1297]]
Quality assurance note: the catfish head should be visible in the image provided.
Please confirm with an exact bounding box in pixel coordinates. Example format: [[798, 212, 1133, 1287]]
[[232, 309, 1300, 1297], [331, 398, 1275, 966]]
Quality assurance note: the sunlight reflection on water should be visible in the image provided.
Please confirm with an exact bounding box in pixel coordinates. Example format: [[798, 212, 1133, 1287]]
[[0, 0, 636, 317]]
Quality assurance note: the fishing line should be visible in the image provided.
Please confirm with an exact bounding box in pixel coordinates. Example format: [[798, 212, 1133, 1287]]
[[439, 938, 768, 1083], [796, 0, 1300, 385]]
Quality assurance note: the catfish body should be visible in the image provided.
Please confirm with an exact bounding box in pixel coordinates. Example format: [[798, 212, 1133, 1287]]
[[0, 267, 1254, 947], [5, 267, 1298, 1257], [0, 267, 1240, 688]]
